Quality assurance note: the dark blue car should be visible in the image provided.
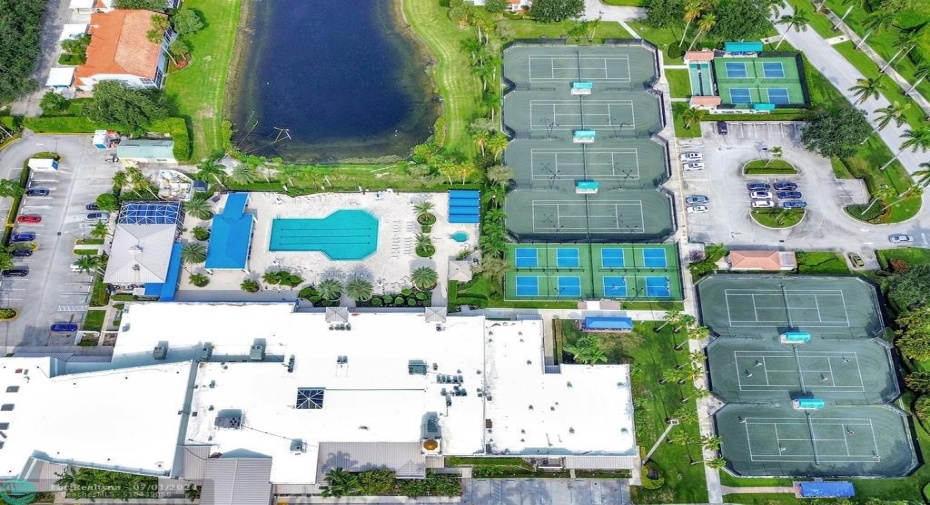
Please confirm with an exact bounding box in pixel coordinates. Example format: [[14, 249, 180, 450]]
[[10, 249, 31, 257], [50, 322, 77, 332], [10, 232, 35, 243], [777, 191, 803, 199], [773, 181, 798, 191], [781, 200, 807, 209], [747, 183, 771, 191]]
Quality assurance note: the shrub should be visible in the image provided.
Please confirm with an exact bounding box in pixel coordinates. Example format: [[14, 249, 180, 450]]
[[666, 45, 684, 60], [298, 285, 317, 300], [407, 298, 418, 306], [421, 224, 432, 233], [192, 226, 210, 241], [845, 203, 885, 223], [417, 213, 437, 226], [241, 279, 260, 293], [916, 396, 930, 423], [0, 309, 16, 320], [190, 273, 209, 287], [394, 296, 405, 305], [371, 297, 383, 307], [415, 291, 429, 301], [890, 259, 910, 273], [95, 193, 119, 211], [401, 288, 413, 296], [416, 245, 435, 257]]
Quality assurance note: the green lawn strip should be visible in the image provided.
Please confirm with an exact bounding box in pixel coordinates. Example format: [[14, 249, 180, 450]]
[[875, 247, 930, 270], [445, 457, 523, 466], [629, 22, 685, 65], [72, 249, 98, 256], [76, 238, 105, 245], [227, 162, 474, 193], [720, 493, 800, 504], [750, 208, 805, 228], [82, 309, 106, 332], [164, 0, 242, 161], [498, 18, 631, 40], [601, 0, 644, 5], [666, 69, 691, 98], [561, 320, 707, 502], [404, 0, 482, 156], [671, 103, 702, 138], [742, 159, 797, 174], [718, 473, 794, 487], [90, 275, 110, 307], [795, 251, 850, 275]]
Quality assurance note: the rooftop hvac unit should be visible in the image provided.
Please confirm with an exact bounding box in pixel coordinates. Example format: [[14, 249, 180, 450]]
[[153, 345, 168, 360], [199, 343, 213, 362], [290, 439, 307, 454], [250, 343, 265, 361]]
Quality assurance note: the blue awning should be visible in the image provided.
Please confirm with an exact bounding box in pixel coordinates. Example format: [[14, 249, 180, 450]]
[[583, 316, 633, 331], [448, 190, 480, 224], [799, 482, 854, 498], [205, 193, 255, 269], [576, 181, 600, 190], [753, 103, 776, 111], [572, 81, 594, 90], [143, 243, 183, 301], [724, 41, 764, 53]]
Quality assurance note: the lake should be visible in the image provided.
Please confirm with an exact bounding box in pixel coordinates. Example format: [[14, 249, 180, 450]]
[[229, 0, 438, 162]]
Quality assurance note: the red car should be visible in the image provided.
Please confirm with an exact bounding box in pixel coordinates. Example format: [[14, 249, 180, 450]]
[[16, 215, 41, 224]]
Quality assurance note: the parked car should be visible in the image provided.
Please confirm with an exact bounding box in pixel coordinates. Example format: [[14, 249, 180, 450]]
[[717, 121, 728, 135], [889, 234, 913, 243], [11, 248, 32, 258], [685, 195, 710, 204], [85, 203, 100, 211], [682, 162, 705, 171], [773, 181, 798, 191], [781, 200, 807, 209], [747, 182, 771, 191], [777, 191, 803, 200], [847, 252, 865, 268], [687, 205, 709, 214], [1, 268, 28, 278], [50, 322, 78, 332], [86, 212, 110, 221], [16, 215, 41, 224], [680, 152, 704, 161], [10, 232, 35, 243], [750, 190, 773, 199], [751, 199, 775, 208], [25, 189, 49, 197]]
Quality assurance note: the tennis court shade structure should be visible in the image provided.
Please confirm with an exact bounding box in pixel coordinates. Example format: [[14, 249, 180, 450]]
[[448, 190, 480, 224], [205, 193, 255, 269], [583, 316, 633, 331], [269, 210, 379, 260], [724, 41, 764, 53], [119, 201, 182, 226], [504, 243, 682, 301], [712, 56, 809, 108], [798, 481, 854, 498]]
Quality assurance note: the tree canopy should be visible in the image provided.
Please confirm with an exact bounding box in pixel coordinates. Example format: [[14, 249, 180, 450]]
[[172, 9, 204, 35], [0, 0, 45, 103], [114, 0, 164, 10], [889, 264, 930, 309], [82, 81, 169, 134], [485, 0, 508, 13], [712, 0, 771, 41], [895, 305, 930, 361], [645, 0, 685, 28], [531, 0, 585, 22], [800, 106, 871, 159]]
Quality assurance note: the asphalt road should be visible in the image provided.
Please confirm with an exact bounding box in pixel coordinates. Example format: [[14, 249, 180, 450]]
[[0, 133, 116, 349]]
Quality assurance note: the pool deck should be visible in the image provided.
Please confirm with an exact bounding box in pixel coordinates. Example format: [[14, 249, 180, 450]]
[[174, 191, 479, 306]]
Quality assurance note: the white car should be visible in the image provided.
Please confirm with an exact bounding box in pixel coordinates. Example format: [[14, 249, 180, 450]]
[[687, 205, 709, 214], [680, 152, 704, 161], [750, 190, 773, 199], [889, 234, 913, 243], [682, 162, 705, 171], [751, 199, 775, 208]]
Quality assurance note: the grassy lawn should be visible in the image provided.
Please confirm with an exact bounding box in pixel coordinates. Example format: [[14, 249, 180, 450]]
[[795, 251, 850, 275], [742, 159, 797, 175], [90, 275, 110, 307], [666, 69, 691, 98], [875, 247, 930, 270], [82, 309, 106, 332], [602, 0, 645, 5], [719, 473, 794, 487], [750, 208, 805, 228], [629, 22, 685, 65], [404, 0, 482, 156], [672, 102, 703, 138], [721, 493, 800, 504], [560, 320, 708, 503], [785, 0, 836, 39], [498, 18, 631, 40], [164, 0, 242, 161]]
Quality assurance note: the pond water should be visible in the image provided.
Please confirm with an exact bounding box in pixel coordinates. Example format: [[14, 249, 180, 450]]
[[229, 0, 438, 162]]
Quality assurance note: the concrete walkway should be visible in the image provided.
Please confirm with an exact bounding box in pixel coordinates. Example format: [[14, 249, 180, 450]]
[[580, 0, 644, 38], [720, 485, 796, 495]]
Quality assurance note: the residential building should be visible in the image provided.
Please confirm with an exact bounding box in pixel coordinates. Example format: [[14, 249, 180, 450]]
[[75, 10, 173, 91]]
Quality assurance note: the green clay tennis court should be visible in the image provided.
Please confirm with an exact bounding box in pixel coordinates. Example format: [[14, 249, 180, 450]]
[[697, 275, 884, 339], [712, 56, 808, 107], [503, 243, 682, 301]]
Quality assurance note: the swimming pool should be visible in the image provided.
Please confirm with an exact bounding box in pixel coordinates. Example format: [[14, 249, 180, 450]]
[[269, 210, 379, 260]]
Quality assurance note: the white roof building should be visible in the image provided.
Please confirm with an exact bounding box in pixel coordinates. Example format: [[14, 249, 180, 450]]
[[104, 223, 176, 284]]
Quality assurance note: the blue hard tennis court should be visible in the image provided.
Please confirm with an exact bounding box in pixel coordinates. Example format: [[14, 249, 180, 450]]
[[766, 88, 790, 104], [603, 276, 627, 297], [762, 62, 785, 78], [729, 88, 753, 103], [515, 248, 539, 268], [601, 248, 625, 268], [642, 248, 668, 268], [558, 276, 582, 296], [557, 248, 581, 268], [515, 275, 540, 296], [725, 62, 748, 78], [645, 276, 671, 297]]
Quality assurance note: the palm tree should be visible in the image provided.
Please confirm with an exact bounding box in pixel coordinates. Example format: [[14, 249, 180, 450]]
[[702, 435, 723, 451], [586, 17, 601, 40], [679, 0, 704, 47], [320, 467, 359, 498], [473, 129, 490, 156], [197, 159, 227, 187], [907, 63, 930, 93], [913, 161, 930, 189], [860, 184, 895, 215], [674, 314, 697, 333], [317, 278, 343, 301], [415, 233, 433, 250], [180, 242, 207, 273], [112, 170, 128, 192], [680, 107, 706, 130], [183, 485, 201, 502], [456, 160, 477, 184], [881, 29, 922, 73], [656, 309, 683, 331], [241, 279, 260, 293], [881, 127, 930, 171], [460, 37, 481, 65], [849, 77, 883, 105], [767, 146, 783, 166], [565, 340, 608, 364], [89, 221, 110, 240], [74, 255, 102, 275], [126, 166, 157, 198], [486, 165, 513, 187], [687, 325, 710, 342], [872, 101, 908, 134], [230, 165, 256, 185], [345, 277, 373, 302], [413, 201, 435, 221], [706, 457, 727, 470], [411, 266, 438, 290], [688, 13, 716, 51], [487, 131, 508, 161], [855, 8, 895, 50], [183, 197, 213, 220], [775, 10, 810, 49], [763, 0, 787, 16], [487, 184, 507, 208], [482, 92, 501, 121]]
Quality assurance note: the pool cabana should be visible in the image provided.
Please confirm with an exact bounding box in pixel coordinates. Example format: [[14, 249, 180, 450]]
[[205, 193, 256, 271]]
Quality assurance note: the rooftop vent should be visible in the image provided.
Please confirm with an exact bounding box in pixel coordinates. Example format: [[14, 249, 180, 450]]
[[199, 343, 213, 362], [287, 355, 296, 373], [249, 340, 265, 361], [290, 439, 306, 454], [153, 346, 168, 360], [214, 409, 243, 429], [408, 360, 428, 375]]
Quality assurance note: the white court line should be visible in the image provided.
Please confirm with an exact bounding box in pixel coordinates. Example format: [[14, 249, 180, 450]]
[[528, 100, 635, 130], [746, 418, 881, 462], [723, 288, 854, 327], [526, 55, 632, 82], [529, 148, 642, 180], [733, 351, 865, 391]]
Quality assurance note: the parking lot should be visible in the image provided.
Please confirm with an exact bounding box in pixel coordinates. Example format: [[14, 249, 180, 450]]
[[0, 135, 116, 348], [677, 122, 896, 265], [463, 479, 629, 505]]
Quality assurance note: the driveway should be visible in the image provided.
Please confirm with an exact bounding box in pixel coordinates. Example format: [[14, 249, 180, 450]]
[[463, 479, 630, 505], [678, 122, 929, 268], [0, 134, 117, 349]]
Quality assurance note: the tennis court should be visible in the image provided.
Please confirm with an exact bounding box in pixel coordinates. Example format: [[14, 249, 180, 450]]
[[503, 45, 659, 89], [504, 243, 683, 301], [688, 62, 714, 96], [697, 276, 884, 338], [712, 56, 809, 107], [715, 404, 918, 477], [503, 92, 663, 137], [707, 337, 899, 404]]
